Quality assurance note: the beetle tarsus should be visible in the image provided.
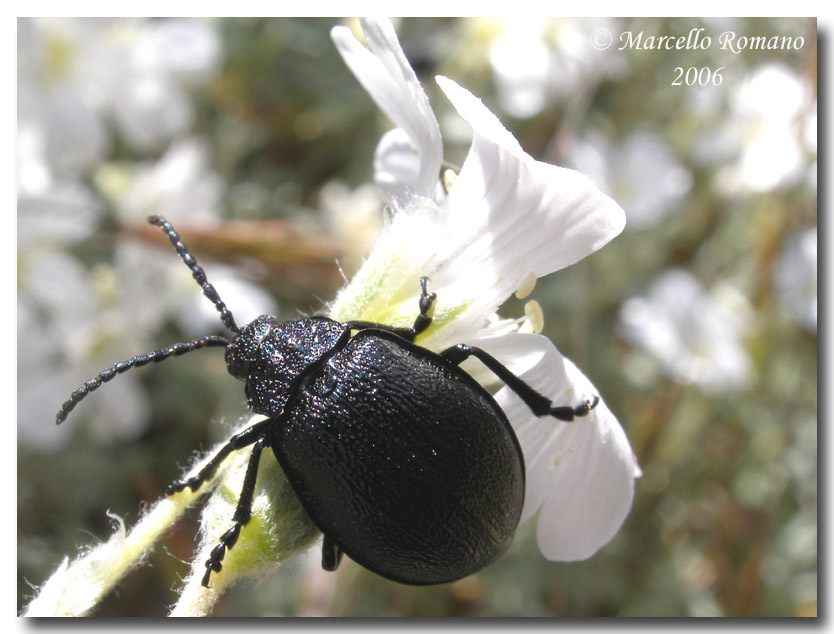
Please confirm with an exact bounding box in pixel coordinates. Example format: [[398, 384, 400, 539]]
[[548, 395, 600, 422], [410, 276, 437, 338], [163, 419, 269, 499], [165, 476, 201, 496], [201, 436, 267, 587]]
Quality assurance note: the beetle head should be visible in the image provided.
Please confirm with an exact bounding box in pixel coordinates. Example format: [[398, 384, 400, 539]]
[[226, 316, 347, 416], [225, 315, 276, 380]]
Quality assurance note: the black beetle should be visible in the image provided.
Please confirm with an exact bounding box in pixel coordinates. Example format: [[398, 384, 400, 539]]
[[56, 214, 600, 587]]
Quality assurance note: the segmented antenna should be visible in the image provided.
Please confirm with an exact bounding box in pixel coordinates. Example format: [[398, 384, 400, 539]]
[[56, 336, 229, 424], [55, 215, 241, 425], [148, 215, 240, 334]]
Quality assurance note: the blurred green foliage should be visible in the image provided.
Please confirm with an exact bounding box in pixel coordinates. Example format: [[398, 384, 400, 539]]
[[18, 17, 816, 616]]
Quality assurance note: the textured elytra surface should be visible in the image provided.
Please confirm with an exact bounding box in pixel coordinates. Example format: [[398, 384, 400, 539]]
[[270, 331, 525, 585]]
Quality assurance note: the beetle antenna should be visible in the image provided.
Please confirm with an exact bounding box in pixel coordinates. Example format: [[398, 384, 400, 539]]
[[56, 335, 230, 424], [148, 215, 240, 334]]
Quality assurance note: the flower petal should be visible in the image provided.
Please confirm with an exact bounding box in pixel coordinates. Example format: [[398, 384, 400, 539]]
[[373, 128, 422, 199], [435, 75, 626, 291], [331, 18, 442, 201], [469, 331, 640, 561]]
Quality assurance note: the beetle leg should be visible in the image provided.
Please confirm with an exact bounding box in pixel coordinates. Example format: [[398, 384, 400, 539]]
[[164, 419, 269, 497], [321, 534, 344, 572], [202, 435, 268, 587], [439, 344, 600, 422], [343, 277, 437, 343], [410, 276, 437, 338]]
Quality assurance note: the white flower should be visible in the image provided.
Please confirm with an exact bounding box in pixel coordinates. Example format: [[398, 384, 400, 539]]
[[26, 18, 639, 616], [569, 130, 693, 229], [699, 63, 812, 193], [110, 19, 221, 152], [18, 250, 152, 448], [18, 18, 112, 177], [488, 18, 552, 119], [330, 17, 639, 563], [484, 18, 626, 119], [319, 180, 385, 267], [17, 22, 228, 445], [17, 178, 102, 249], [18, 18, 221, 159], [331, 18, 443, 206], [619, 269, 754, 394], [134, 18, 222, 87], [775, 227, 817, 332], [106, 137, 225, 226], [18, 245, 274, 453]]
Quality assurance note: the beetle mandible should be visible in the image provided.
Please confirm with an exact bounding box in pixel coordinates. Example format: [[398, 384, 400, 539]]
[[56, 214, 600, 587]]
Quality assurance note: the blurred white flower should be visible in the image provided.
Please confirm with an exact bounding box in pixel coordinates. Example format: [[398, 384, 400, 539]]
[[331, 17, 639, 563], [17, 18, 111, 250], [18, 297, 77, 450], [18, 19, 111, 177], [135, 18, 222, 87], [702, 63, 812, 193], [803, 107, 817, 191], [18, 250, 154, 448], [775, 227, 817, 332], [17, 18, 229, 450], [569, 130, 693, 229], [619, 269, 754, 394], [488, 18, 552, 119], [17, 20, 273, 451], [803, 106, 817, 153], [108, 137, 225, 226], [319, 181, 384, 267], [17, 179, 103, 248], [483, 18, 625, 119], [18, 231, 276, 452], [111, 19, 220, 151], [102, 136, 277, 335], [736, 63, 807, 123], [18, 17, 221, 161]]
